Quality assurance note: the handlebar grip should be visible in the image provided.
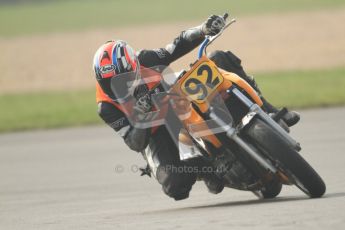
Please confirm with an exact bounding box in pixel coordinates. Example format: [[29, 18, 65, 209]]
[[223, 13, 229, 20]]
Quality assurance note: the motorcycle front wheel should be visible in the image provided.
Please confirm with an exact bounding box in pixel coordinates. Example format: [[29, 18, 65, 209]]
[[244, 118, 326, 198]]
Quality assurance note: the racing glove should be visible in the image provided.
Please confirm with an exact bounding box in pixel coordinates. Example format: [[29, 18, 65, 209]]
[[201, 15, 226, 36], [133, 94, 154, 122]]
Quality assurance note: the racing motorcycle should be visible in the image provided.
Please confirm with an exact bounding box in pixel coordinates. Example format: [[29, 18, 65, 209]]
[[112, 14, 326, 199]]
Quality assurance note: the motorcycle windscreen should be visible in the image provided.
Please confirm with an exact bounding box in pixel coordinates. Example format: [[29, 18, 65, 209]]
[[110, 71, 137, 103], [110, 65, 177, 102], [109, 65, 179, 129]]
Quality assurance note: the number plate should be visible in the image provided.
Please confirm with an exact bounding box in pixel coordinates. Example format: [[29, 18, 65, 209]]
[[180, 60, 224, 104]]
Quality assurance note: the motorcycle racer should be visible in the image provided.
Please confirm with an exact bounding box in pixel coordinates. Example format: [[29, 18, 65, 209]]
[[93, 15, 300, 200]]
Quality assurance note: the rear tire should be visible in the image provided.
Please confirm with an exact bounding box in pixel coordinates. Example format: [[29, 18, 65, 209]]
[[245, 118, 326, 198]]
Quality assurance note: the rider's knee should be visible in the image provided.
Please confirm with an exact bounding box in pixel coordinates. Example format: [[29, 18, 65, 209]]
[[208, 50, 226, 59], [208, 50, 249, 81], [208, 50, 242, 67], [156, 164, 196, 201]]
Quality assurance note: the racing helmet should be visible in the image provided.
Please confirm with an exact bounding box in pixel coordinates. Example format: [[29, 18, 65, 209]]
[[93, 40, 140, 102]]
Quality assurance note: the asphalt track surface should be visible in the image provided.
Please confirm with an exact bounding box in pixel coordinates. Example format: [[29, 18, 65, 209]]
[[1, 107, 345, 230]]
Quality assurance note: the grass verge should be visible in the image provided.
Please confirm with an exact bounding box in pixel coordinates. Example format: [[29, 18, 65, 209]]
[[1, 0, 345, 36], [0, 90, 100, 133], [1, 67, 345, 133], [256, 67, 345, 108]]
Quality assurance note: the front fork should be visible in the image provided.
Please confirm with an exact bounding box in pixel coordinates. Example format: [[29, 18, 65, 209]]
[[231, 87, 301, 151]]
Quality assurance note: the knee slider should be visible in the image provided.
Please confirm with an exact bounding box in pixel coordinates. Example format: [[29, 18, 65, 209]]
[[156, 164, 196, 200]]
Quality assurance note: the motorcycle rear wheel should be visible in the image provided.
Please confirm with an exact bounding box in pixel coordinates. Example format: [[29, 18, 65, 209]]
[[261, 179, 283, 199]]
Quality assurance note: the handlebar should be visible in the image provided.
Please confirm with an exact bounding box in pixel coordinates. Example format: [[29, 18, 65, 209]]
[[197, 13, 236, 59]]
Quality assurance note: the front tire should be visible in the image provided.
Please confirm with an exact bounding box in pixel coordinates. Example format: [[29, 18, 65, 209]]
[[244, 118, 326, 198]]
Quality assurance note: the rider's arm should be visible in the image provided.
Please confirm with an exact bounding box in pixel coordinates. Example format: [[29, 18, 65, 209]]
[[98, 102, 150, 152], [138, 15, 225, 68], [138, 25, 205, 67]]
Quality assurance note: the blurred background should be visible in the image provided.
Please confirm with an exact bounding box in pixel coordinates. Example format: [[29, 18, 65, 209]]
[[1, 0, 345, 132]]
